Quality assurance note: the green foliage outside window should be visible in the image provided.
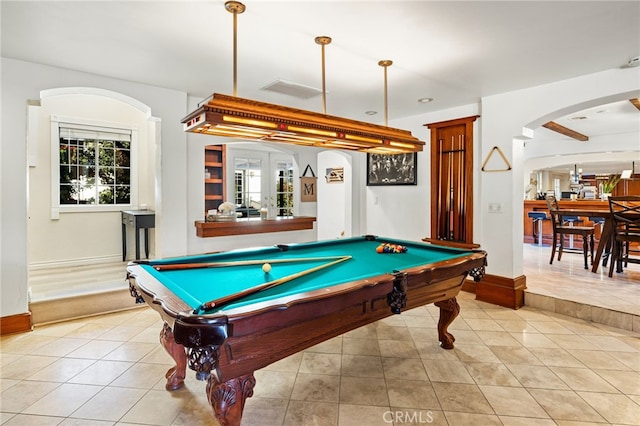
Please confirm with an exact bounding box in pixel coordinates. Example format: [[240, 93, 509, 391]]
[[59, 133, 131, 205]]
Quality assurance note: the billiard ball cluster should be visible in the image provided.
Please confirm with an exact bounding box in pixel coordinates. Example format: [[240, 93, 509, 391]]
[[376, 243, 408, 253]]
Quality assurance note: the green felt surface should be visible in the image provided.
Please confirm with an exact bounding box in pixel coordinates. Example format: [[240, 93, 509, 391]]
[[141, 236, 470, 313]]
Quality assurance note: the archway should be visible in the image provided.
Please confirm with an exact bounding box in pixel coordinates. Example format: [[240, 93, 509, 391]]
[[28, 87, 159, 323]]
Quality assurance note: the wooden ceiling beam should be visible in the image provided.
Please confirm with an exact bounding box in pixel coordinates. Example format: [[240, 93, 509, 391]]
[[542, 121, 589, 141], [629, 98, 640, 111]]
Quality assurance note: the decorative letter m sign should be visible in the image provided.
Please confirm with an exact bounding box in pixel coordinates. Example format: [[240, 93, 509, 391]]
[[300, 165, 317, 202]]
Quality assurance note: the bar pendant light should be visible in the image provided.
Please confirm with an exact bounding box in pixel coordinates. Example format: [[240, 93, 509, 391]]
[[181, 1, 425, 153]]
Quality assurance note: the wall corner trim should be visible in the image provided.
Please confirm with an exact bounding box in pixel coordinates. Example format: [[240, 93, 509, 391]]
[[473, 274, 526, 309]]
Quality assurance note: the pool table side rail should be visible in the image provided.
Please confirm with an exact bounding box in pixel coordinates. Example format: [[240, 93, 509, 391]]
[[127, 264, 200, 326], [127, 249, 486, 325], [215, 249, 485, 318]]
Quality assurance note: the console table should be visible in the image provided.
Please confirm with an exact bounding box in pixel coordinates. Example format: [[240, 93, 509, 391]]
[[122, 210, 155, 261]]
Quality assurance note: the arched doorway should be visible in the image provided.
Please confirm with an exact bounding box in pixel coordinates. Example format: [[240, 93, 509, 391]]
[[28, 87, 159, 323]]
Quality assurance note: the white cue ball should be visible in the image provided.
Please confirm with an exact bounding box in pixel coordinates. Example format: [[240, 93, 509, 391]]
[[262, 263, 271, 273]]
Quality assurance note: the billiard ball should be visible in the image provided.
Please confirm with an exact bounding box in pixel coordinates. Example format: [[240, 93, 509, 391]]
[[262, 263, 272, 273]]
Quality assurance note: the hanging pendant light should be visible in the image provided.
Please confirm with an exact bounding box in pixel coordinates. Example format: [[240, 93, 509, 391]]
[[378, 60, 393, 126], [181, 1, 424, 153]]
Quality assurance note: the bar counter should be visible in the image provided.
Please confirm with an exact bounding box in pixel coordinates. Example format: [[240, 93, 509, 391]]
[[523, 199, 608, 247]]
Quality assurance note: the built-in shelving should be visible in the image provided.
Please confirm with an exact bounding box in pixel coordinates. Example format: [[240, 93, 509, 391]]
[[204, 145, 225, 215]]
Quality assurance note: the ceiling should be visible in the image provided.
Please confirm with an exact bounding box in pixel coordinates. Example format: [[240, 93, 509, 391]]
[[2, 1, 639, 161], [530, 99, 640, 175]]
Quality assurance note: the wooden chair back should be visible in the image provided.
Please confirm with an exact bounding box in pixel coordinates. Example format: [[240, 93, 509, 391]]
[[545, 195, 561, 226], [608, 196, 640, 243]]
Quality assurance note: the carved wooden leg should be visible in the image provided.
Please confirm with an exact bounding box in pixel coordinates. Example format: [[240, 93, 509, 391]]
[[206, 373, 256, 426], [159, 322, 187, 391], [434, 297, 460, 349]]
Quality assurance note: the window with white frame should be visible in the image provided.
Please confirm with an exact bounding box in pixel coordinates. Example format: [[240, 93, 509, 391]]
[[274, 159, 294, 217], [230, 150, 295, 218], [52, 118, 136, 210], [553, 177, 561, 199], [234, 157, 262, 216]]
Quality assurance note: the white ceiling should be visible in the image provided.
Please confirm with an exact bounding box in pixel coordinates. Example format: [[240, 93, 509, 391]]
[[2, 1, 639, 164], [531, 99, 640, 175]]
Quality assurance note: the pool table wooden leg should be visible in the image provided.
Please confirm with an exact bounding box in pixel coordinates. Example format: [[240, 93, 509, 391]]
[[435, 297, 460, 349], [206, 372, 256, 426], [159, 322, 187, 391]]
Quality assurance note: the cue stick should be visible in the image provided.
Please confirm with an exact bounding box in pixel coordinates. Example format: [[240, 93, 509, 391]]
[[448, 136, 454, 239], [197, 255, 352, 311], [458, 134, 464, 240], [437, 138, 443, 239], [459, 135, 465, 240], [444, 138, 450, 239], [150, 255, 352, 271]]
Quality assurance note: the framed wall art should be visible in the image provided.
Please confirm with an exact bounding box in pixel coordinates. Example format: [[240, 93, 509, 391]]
[[366, 152, 417, 186]]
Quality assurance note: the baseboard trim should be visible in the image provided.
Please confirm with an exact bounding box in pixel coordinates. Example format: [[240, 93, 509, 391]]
[[472, 274, 526, 309], [30, 288, 142, 325], [461, 278, 477, 293], [0, 312, 33, 335], [30, 255, 122, 271]]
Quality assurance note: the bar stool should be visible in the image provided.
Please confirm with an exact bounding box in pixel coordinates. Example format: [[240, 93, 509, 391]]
[[561, 215, 583, 249], [527, 211, 548, 245]]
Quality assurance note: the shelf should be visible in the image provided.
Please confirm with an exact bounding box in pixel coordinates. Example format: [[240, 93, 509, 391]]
[[195, 216, 316, 238], [204, 144, 226, 214]]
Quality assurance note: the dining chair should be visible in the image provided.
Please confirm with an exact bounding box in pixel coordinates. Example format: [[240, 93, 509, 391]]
[[607, 196, 640, 277], [545, 195, 595, 269]]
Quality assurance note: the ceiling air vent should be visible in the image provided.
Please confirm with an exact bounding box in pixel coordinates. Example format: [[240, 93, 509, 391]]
[[261, 79, 323, 99]]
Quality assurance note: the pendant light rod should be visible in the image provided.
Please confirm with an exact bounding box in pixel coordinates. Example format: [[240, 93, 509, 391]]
[[225, 1, 246, 97], [315, 36, 332, 114], [378, 60, 393, 126], [183, 3, 424, 153]]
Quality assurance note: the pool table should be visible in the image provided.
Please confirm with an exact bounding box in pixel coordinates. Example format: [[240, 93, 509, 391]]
[[127, 235, 486, 426]]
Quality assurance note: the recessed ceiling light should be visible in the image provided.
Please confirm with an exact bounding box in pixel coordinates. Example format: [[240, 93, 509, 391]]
[[365, 110, 377, 115], [418, 97, 434, 103]]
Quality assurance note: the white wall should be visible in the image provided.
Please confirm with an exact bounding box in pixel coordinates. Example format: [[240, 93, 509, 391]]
[[317, 150, 352, 240], [478, 68, 639, 277], [366, 104, 481, 242], [363, 68, 639, 279], [28, 90, 154, 266], [2, 57, 639, 320], [1, 58, 187, 317]]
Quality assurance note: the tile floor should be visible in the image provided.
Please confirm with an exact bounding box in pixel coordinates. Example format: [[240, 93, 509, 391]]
[[523, 243, 640, 332], [6, 242, 640, 425], [2, 290, 640, 425]]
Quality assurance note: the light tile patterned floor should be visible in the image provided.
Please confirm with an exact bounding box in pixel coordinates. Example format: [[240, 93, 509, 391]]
[[2, 291, 639, 426], [524, 243, 640, 331]]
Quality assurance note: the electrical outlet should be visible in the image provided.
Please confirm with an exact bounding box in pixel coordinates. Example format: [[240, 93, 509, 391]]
[[488, 203, 503, 214]]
